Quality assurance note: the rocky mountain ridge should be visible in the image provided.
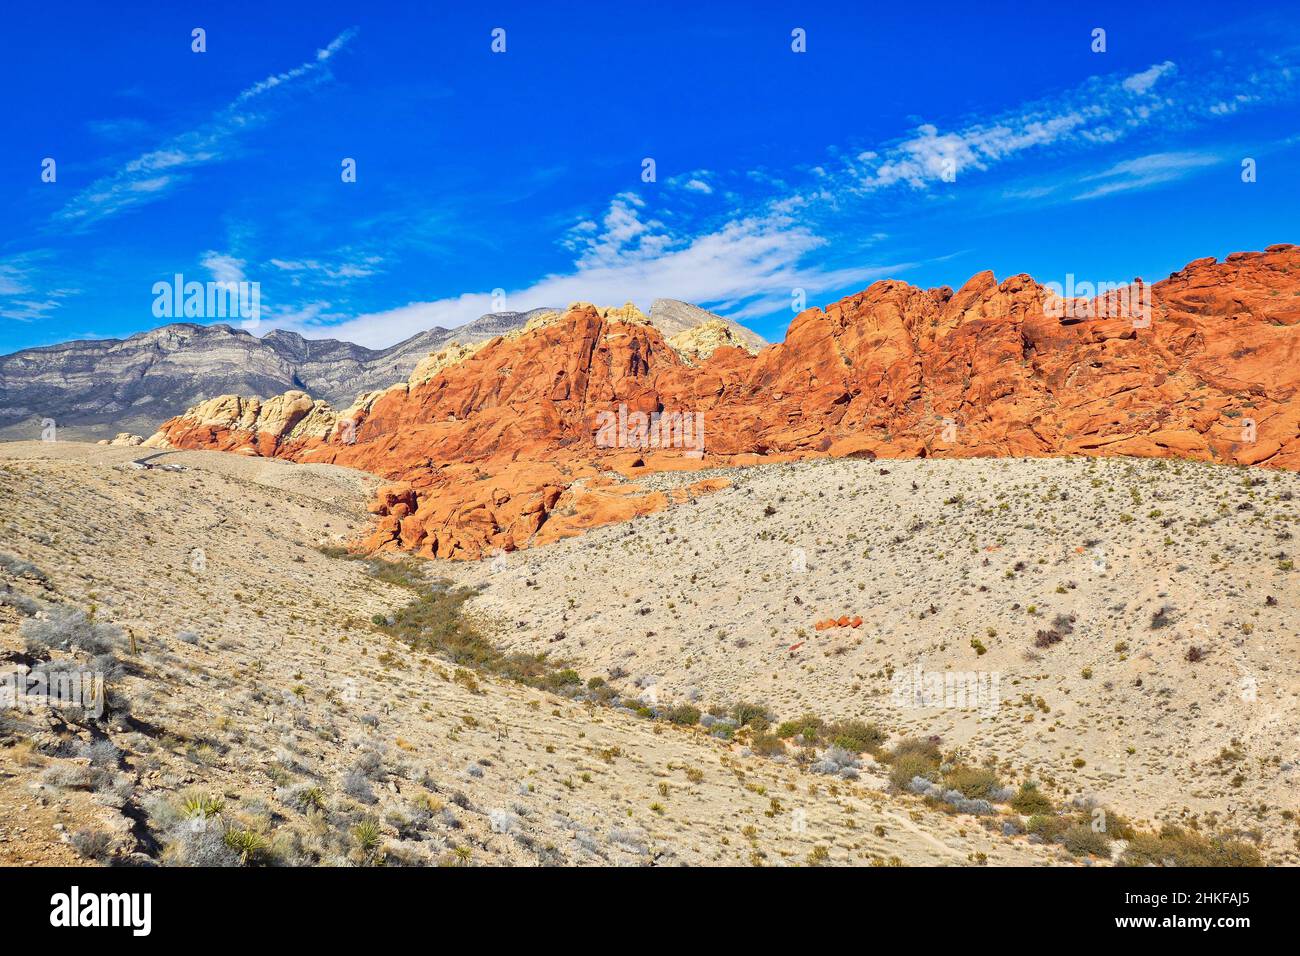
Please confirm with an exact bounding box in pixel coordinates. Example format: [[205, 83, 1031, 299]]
[[146, 244, 1300, 560], [1, 301, 761, 439]]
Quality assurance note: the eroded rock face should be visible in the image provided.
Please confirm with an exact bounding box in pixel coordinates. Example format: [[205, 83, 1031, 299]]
[[148, 246, 1300, 558], [650, 298, 767, 354]]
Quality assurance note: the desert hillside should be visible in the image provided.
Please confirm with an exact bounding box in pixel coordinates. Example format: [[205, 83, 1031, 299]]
[[443, 453, 1300, 862], [0, 443, 1284, 865], [3, 442, 1096, 867]]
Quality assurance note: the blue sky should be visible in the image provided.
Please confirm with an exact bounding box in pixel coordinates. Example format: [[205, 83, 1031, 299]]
[[1, 0, 1298, 352]]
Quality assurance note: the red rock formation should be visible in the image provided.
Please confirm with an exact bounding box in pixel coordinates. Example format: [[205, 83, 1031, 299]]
[[149, 245, 1300, 558]]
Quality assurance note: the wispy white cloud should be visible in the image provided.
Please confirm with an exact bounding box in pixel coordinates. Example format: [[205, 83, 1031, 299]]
[[809, 55, 1294, 203], [234, 29, 356, 104], [53, 29, 357, 231], [1072, 151, 1222, 200], [283, 198, 911, 347], [667, 170, 716, 195], [200, 251, 248, 285], [0, 253, 77, 323], [269, 255, 383, 286], [1122, 61, 1176, 94], [252, 52, 1298, 348]]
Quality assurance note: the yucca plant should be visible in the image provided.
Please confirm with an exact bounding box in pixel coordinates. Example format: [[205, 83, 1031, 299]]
[[180, 792, 225, 819], [222, 829, 268, 866], [293, 786, 326, 812], [352, 820, 383, 855]]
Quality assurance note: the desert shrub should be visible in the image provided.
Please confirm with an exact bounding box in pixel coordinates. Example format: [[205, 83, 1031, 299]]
[[811, 745, 861, 777], [388, 803, 433, 840], [0, 584, 43, 615], [1026, 813, 1070, 842], [942, 765, 1001, 800], [826, 719, 886, 754], [1096, 810, 1137, 841], [78, 739, 122, 768], [166, 827, 240, 867], [1059, 824, 1112, 857], [1149, 604, 1176, 629], [353, 748, 384, 778], [222, 829, 270, 866], [664, 703, 701, 726], [546, 668, 582, 689], [20, 606, 120, 656], [1119, 826, 1263, 867], [70, 828, 112, 861], [0, 552, 47, 581], [42, 763, 114, 792], [341, 769, 377, 805], [884, 737, 941, 790], [749, 732, 786, 757], [1033, 629, 1062, 648], [731, 702, 772, 729], [1009, 781, 1054, 815], [775, 713, 824, 744], [283, 784, 326, 813]]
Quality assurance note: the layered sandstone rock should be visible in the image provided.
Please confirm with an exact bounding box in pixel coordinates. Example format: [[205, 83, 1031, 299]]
[[667, 319, 751, 364], [148, 245, 1300, 558]]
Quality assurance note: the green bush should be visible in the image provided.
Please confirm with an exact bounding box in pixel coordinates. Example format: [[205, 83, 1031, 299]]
[[749, 732, 786, 757], [1059, 824, 1112, 857], [942, 765, 1000, 800], [775, 713, 824, 744], [731, 702, 771, 729], [664, 704, 701, 726], [827, 720, 886, 754], [1119, 826, 1263, 867], [884, 737, 941, 791], [1009, 781, 1054, 815], [1026, 814, 1069, 842]]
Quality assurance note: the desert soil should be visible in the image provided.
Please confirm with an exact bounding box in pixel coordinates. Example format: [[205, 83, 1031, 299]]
[[0, 441, 1078, 866], [446, 454, 1300, 861]]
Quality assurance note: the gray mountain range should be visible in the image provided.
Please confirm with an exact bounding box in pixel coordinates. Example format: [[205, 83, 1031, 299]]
[[0, 301, 764, 440]]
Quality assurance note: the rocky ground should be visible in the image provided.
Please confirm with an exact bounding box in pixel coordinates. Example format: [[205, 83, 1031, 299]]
[[0, 441, 1082, 867], [446, 454, 1300, 862]]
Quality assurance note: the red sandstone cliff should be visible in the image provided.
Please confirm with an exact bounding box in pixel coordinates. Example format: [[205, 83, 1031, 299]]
[[147, 245, 1300, 558]]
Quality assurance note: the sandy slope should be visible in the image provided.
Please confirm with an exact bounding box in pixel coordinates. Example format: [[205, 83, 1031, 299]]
[[0, 441, 1067, 866], [445, 455, 1300, 861]]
